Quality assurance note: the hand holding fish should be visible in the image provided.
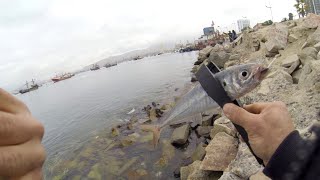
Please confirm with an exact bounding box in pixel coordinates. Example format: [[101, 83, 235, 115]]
[[0, 89, 46, 179], [223, 102, 295, 165]]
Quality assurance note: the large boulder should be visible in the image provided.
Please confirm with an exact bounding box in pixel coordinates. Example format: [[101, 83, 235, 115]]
[[306, 26, 320, 47], [265, 24, 289, 53], [171, 124, 190, 145], [198, 46, 214, 61], [298, 47, 318, 65], [299, 60, 320, 89], [209, 51, 231, 68], [200, 132, 238, 171], [302, 13, 320, 29]]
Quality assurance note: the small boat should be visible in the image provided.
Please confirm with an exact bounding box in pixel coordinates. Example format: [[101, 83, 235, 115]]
[[52, 73, 75, 83], [19, 79, 39, 94], [90, 64, 100, 71]]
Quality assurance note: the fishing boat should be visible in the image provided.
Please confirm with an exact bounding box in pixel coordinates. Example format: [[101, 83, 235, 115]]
[[52, 73, 75, 83], [90, 64, 100, 71], [19, 79, 39, 94]]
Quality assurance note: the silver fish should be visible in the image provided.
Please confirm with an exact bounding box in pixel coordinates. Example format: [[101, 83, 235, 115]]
[[141, 63, 268, 147]]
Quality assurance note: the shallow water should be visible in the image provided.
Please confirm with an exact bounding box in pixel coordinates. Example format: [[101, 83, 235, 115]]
[[16, 52, 198, 179]]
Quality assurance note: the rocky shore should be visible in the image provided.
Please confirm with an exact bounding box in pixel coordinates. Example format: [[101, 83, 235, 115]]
[[49, 14, 320, 180]]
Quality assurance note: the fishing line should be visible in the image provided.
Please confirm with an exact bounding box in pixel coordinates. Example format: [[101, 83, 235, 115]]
[[267, 57, 277, 69]]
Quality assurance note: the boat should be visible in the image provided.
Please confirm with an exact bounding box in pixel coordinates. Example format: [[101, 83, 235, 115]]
[[19, 79, 39, 94], [90, 64, 100, 71], [52, 73, 75, 83]]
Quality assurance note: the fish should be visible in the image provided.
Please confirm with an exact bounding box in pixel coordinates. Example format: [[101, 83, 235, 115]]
[[141, 63, 268, 147]]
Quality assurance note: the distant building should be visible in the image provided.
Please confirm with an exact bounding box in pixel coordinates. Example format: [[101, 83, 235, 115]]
[[203, 27, 215, 36], [306, 0, 320, 15], [237, 19, 250, 32]]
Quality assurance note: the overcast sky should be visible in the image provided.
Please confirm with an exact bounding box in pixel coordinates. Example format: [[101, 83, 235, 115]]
[[0, 0, 296, 91]]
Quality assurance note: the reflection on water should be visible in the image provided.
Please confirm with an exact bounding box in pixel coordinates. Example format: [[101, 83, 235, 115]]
[[17, 52, 198, 179]]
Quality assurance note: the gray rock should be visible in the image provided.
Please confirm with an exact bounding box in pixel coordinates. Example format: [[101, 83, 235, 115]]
[[201, 115, 213, 127], [196, 126, 214, 137], [318, 51, 320, 60], [265, 24, 288, 53], [209, 51, 231, 68], [299, 47, 318, 65], [171, 124, 190, 145], [210, 124, 236, 139], [288, 34, 299, 43], [191, 143, 206, 161], [299, 60, 320, 89], [200, 132, 238, 171], [292, 68, 303, 84], [284, 60, 300, 75]]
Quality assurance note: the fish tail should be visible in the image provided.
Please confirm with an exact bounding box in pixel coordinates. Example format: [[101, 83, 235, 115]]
[[140, 125, 161, 148]]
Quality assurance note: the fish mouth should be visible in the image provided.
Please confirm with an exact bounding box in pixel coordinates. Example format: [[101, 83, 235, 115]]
[[254, 66, 269, 80]]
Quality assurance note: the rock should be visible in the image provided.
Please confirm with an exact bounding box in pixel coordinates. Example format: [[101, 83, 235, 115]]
[[224, 60, 240, 69], [229, 54, 240, 61], [209, 51, 231, 68], [148, 108, 158, 121], [250, 171, 271, 180], [314, 42, 320, 51], [318, 51, 320, 60], [128, 169, 148, 180], [282, 54, 300, 67], [302, 13, 320, 29], [120, 135, 137, 147], [214, 116, 230, 125], [191, 143, 207, 161], [211, 44, 224, 52], [181, 161, 222, 180], [210, 124, 236, 139], [225, 142, 263, 179], [173, 167, 181, 178], [292, 68, 303, 84], [127, 123, 134, 130], [299, 60, 320, 89], [288, 34, 298, 43], [265, 24, 289, 53], [299, 47, 318, 65], [171, 124, 190, 145], [257, 78, 273, 96], [191, 75, 198, 82], [111, 127, 120, 137], [266, 70, 293, 84], [284, 60, 300, 75], [307, 26, 320, 47], [201, 115, 213, 126], [191, 65, 200, 73], [160, 104, 171, 111], [200, 132, 238, 171], [198, 46, 214, 62], [196, 126, 213, 137]]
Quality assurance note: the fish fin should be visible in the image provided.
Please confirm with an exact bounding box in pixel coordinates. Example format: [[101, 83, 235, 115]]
[[140, 125, 161, 148]]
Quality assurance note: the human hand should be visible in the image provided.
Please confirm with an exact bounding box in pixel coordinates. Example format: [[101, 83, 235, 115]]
[[223, 101, 295, 165], [0, 89, 45, 179]]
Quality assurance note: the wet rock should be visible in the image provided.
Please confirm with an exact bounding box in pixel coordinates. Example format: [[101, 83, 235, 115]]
[[196, 126, 213, 137], [288, 34, 298, 43], [111, 127, 120, 137], [292, 68, 303, 84], [155, 108, 163, 118], [171, 124, 190, 145], [200, 132, 238, 171], [128, 169, 148, 180], [209, 51, 231, 68], [299, 60, 320, 89], [250, 171, 271, 180], [148, 108, 158, 121], [265, 24, 289, 53], [120, 136, 137, 147], [160, 104, 171, 111], [117, 157, 138, 175], [302, 13, 320, 29], [87, 164, 102, 179], [210, 124, 236, 139], [152, 102, 157, 107], [191, 75, 198, 82], [298, 47, 317, 65], [191, 143, 207, 161]]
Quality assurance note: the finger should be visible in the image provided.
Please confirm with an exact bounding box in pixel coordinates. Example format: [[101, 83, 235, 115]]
[[223, 103, 257, 128], [10, 168, 43, 180], [0, 112, 44, 145], [0, 89, 30, 114], [0, 140, 46, 177], [244, 102, 270, 114]]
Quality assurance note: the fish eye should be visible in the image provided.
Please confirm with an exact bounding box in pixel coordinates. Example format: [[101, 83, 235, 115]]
[[241, 71, 248, 78]]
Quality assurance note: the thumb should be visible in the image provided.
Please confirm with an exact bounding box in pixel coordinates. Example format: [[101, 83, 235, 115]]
[[223, 103, 256, 128]]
